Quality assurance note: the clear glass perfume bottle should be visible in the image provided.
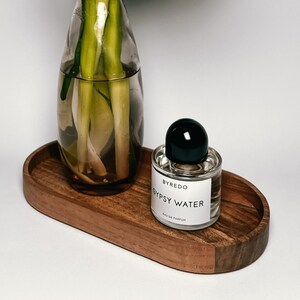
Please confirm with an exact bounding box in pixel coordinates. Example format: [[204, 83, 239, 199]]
[[151, 118, 222, 230]]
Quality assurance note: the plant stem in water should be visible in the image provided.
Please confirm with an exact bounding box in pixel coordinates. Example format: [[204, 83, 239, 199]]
[[103, 0, 130, 180]]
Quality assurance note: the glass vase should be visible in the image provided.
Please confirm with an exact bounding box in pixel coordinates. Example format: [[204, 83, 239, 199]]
[[57, 0, 143, 195]]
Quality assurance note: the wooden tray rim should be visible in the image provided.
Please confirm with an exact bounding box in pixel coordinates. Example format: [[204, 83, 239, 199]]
[[23, 141, 270, 273]]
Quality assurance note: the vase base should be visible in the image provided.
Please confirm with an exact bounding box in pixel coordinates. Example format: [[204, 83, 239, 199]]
[[69, 177, 133, 196], [58, 145, 137, 196]]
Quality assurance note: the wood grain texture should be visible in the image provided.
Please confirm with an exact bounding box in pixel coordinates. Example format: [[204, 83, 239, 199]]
[[23, 141, 270, 274]]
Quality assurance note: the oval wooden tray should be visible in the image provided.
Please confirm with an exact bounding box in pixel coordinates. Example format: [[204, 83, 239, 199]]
[[23, 141, 270, 274]]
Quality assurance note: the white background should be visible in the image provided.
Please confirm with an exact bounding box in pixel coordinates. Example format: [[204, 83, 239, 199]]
[[1, 0, 300, 299]]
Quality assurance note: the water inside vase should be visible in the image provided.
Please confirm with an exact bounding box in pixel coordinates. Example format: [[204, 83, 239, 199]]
[[57, 68, 143, 195]]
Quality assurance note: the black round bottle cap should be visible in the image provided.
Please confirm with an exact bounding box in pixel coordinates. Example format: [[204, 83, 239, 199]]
[[165, 118, 208, 164]]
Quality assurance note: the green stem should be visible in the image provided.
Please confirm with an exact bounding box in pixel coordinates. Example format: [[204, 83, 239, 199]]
[[90, 84, 114, 160], [103, 0, 130, 180], [77, 0, 98, 172], [110, 79, 130, 179], [80, 0, 98, 80]]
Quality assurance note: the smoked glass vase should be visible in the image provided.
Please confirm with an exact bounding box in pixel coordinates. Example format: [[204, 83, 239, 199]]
[[57, 0, 143, 195]]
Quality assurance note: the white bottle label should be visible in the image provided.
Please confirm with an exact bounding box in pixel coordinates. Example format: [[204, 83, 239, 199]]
[[151, 166, 212, 226]]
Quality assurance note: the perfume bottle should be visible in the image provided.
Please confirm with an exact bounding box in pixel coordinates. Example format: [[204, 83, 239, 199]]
[[151, 118, 222, 230]]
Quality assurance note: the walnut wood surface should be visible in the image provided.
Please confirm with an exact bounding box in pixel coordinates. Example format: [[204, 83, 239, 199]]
[[23, 141, 270, 274]]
